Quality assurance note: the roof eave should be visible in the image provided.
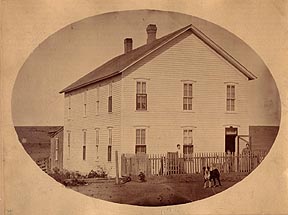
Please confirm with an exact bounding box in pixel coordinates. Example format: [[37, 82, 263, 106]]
[[189, 24, 257, 81], [59, 71, 121, 94]]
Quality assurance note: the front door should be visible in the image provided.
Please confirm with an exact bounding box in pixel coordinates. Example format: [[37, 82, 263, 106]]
[[225, 127, 238, 153]]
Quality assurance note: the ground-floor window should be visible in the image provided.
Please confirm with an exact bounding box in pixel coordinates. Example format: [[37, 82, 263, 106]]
[[136, 129, 146, 154], [67, 132, 71, 159], [108, 128, 112, 161], [108, 145, 112, 161], [83, 130, 86, 160], [95, 129, 99, 161], [55, 138, 59, 161], [183, 129, 193, 156]]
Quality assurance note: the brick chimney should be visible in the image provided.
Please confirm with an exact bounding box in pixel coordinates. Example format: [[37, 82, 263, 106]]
[[146, 24, 157, 44], [124, 38, 133, 53]]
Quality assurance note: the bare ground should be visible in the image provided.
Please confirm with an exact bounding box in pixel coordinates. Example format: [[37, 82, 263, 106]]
[[69, 173, 248, 206]]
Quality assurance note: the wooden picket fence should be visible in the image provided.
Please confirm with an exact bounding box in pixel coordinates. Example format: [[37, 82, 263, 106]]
[[121, 151, 267, 177]]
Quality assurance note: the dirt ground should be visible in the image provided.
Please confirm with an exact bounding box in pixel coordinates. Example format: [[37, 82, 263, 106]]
[[69, 173, 248, 206]]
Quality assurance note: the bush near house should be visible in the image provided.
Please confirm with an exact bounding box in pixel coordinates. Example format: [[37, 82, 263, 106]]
[[48, 167, 108, 186]]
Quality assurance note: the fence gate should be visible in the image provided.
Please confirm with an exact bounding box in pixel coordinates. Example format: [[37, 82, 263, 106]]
[[121, 154, 151, 177]]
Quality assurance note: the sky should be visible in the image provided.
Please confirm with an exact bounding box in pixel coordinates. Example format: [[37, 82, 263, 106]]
[[11, 10, 281, 126]]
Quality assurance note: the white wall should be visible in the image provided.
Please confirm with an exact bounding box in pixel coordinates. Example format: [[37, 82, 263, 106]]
[[121, 32, 250, 155], [63, 75, 122, 176]]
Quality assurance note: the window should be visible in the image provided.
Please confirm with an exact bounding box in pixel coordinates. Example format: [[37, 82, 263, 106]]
[[183, 83, 193, 110], [136, 81, 147, 110], [67, 132, 71, 159], [83, 131, 86, 160], [108, 83, 112, 113], [96, 87, 100, 115], [226, 85, 236, 111], [83, 90, 87, 117], [108, 129, 112, 161], [95, 129, 99, 160], [68, 95, 71, 119], [183, 129, 193, 156], [55, 138, 59, 161], [136, 129, 146, 154]]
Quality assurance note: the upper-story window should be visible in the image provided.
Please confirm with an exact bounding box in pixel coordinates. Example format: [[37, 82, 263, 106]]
[[68, 95, 72, 119], [96, 87, 100, 115], [108, 83, 112, 113], [183, 83, 193, 111], [226, 85, 236, 111], [83, 90, 87, 117], [136, 81, 147, 111]]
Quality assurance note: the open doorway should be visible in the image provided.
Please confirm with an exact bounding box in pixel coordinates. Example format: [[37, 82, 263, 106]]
[[225, 127, 238, 153]]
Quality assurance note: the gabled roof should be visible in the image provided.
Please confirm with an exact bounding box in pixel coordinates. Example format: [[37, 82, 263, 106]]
[[60, 24, 256, 93]]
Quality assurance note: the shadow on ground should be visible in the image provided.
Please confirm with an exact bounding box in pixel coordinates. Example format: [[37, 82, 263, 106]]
[[69, 173, 248, 206]]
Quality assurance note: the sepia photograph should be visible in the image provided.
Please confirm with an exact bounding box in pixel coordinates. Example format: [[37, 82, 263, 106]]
[[2, 1, 288, 215], [12, 10, 280, 206]]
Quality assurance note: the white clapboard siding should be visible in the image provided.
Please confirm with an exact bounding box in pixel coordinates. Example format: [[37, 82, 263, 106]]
[[121, 33, 249, 155], [63, 75, 121, 175], [63, 32, 251, 175]]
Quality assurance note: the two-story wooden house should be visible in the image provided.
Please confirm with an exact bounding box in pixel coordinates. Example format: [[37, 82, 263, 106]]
[[60, 24, 256, 175]]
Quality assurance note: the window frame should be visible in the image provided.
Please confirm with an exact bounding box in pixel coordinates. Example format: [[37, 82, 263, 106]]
[[108, 83, 112, 113], [183, 82, 193, 111], [83, 90, 88, 117], [96, 87, 100, 115], [225, 83, 237, 112], [135, 128, 147, 154], [68, 94, 72, 120], [67, 131, 71, 159], [95, 128, 100, 161], [83, 130, 87, 161], [136, 81, 147, 111], [108, 128, 112, 162], [55, 138, 59, 161], [183, 129, 194, 157]]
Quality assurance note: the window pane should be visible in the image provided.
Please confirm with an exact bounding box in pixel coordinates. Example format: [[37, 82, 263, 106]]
[[136, 145, 146, 154], [142, 82, 146, 94], [142, 95, 147, 110], [83, 132, 86, 145], [231, 86, 235, 99], [136, 129, 140, 145], [226, 99, 230, 111], [231, 99, 235, 111], [108, 145, 112, 161], [136, 95, 140, 110], [141, 129, 145, 145], [108, 96, 112, 112], [137, 82, 141, 94], [188, 84, 192, 97], [227, 85, 231, 98], [83, 91, 87, 104], [83, 145, 86, 160], [184, 84, 188, 96], [68, 133, 70, 146], [96, 130, 99, 145]]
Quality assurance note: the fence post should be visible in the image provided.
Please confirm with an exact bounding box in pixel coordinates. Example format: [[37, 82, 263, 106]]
[[115, 150, 119, 185]]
